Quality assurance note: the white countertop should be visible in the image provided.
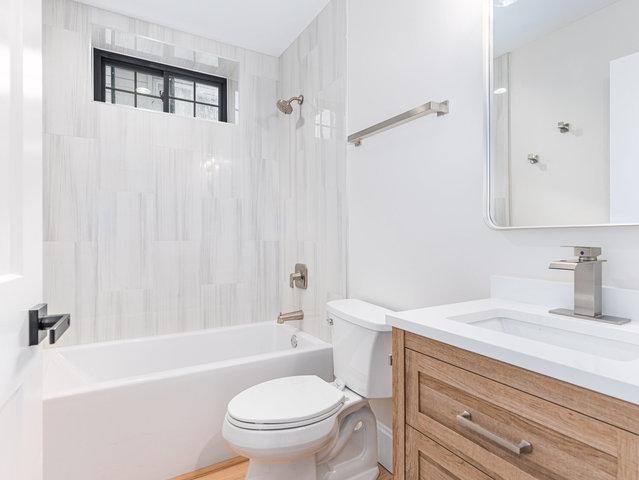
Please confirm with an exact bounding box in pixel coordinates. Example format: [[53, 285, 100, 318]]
[[386, 297, 639, 405]]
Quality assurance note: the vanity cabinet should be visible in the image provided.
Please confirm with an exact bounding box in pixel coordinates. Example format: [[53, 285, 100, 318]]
[[393, 329, 639, 480]]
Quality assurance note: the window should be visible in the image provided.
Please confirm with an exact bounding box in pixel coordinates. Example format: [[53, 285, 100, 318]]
[[93, 49, 227, 122]]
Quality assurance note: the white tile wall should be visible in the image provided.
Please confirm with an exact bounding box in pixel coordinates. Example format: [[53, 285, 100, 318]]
[[278, 0, 347, 341], [44, 0, 282, 345], [44, 0, 347, 345]]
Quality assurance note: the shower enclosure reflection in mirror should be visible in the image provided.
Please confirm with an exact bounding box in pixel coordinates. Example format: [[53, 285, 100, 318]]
[[485, 0, 639, 229]]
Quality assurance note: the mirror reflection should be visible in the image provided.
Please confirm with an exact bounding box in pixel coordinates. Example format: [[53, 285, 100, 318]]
[[490, 0, 639, 227]]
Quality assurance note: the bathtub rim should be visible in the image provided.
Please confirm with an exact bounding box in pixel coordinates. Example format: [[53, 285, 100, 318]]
[[44, 322, 333, 400], [48, 320, 315, 353]]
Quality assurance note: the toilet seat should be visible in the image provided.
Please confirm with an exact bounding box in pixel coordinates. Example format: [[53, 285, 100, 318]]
[[227, 402, 343, 430], [226, 376, 345, 431], [223, 380, 368, 465], [223, 407, 341, 462]]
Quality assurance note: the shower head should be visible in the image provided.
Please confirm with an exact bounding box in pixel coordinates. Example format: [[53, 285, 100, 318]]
[[276, 95, 304, 114], [277, 99, 293, 114]]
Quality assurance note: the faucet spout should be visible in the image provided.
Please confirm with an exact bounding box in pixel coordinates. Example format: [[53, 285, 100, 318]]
[[277, 310, 304, 324], [549, 260, 578, 271]]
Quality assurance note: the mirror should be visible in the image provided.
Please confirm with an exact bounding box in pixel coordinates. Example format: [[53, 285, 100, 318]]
[[488, 0, 639, 228]]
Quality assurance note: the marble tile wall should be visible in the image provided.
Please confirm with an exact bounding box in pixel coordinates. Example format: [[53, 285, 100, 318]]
[[43, 0, 282, 345], [278, 0, 348, 342], [44, 0, 347, 346]]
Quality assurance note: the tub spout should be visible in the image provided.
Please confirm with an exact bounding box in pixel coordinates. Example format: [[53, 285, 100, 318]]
[[277, 310, 304, 324]]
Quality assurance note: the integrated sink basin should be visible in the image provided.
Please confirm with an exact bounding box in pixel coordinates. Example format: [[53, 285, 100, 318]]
[[448, 309, 639, 362]]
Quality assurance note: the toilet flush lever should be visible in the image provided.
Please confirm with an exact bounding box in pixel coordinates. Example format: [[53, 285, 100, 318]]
[[289, 263, 308, 289]]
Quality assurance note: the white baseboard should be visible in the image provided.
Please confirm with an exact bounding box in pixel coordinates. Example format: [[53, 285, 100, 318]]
[[377, 421, 393, 473]]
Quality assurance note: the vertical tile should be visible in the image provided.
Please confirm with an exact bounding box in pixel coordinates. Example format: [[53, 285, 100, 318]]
[[44, 242, 77, 344], [153, 147, 201, 242], [74, 241, 99, 344], [43, 25, 97, 139], [150, 241, 201, 334], [96, 191, 153, 292], [44, 134, 98, 241]]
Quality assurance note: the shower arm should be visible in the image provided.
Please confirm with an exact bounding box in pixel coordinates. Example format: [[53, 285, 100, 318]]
[[289, 95, 304, 105]]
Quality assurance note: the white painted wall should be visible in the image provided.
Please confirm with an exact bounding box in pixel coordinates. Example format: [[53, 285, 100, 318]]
[[610, 51, 639, 224], [347, 0, 639, 465], [347, 0, 639, 320], [507, 0, 639, 226]]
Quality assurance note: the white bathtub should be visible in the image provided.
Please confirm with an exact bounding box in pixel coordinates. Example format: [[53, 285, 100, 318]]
[[43, 322, 333, 480]]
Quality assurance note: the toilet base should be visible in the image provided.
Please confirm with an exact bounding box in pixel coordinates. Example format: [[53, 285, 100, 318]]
[[329, 467, 379, 480], [240, 405, 379, 480], [245, 461, 378, 480], [317, 405, 379, 480], [246, 456, 317, 480]]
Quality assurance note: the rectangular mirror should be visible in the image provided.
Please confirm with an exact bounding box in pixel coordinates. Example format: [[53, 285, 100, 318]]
[[488, 0, 639, 228]]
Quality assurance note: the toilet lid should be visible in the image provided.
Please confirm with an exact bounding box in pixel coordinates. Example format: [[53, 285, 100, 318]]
[[227, 376, 345, 426]]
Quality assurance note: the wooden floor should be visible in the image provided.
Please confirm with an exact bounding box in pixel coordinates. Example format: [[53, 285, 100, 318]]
[[173, 457, 393, 480]]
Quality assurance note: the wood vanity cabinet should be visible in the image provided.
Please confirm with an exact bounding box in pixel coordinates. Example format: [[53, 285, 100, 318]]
[[392, 329, 639, 480]]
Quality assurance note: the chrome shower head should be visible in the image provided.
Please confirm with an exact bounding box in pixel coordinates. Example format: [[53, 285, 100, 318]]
[[276, 95, 304, 114]]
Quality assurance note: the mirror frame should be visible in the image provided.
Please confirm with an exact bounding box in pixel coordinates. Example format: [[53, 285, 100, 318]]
[[483, 0, 639, 230]]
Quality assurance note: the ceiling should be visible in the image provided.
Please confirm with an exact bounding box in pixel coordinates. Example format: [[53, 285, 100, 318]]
[[77, 0, 331, 57], [494, 0, 622, 57]]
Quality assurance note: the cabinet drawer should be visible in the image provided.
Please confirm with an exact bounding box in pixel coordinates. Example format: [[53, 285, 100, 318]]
[[404, 332, 639, 435], [406, 348, 639, 480], [406, 425, 493, 480]]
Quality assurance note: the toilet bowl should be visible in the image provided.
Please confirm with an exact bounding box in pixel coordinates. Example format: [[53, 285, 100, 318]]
[[222, 299, 393, 480], [223, 376, 379, 480]]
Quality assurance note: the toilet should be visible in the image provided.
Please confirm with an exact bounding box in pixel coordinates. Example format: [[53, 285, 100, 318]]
[[222, 299, 392, 480]]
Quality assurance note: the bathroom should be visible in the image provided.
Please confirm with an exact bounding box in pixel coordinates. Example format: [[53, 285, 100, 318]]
[[2, 0, 639, 478]]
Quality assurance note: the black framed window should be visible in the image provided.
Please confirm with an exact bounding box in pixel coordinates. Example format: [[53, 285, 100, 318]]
[[94, 49, 227, 122]]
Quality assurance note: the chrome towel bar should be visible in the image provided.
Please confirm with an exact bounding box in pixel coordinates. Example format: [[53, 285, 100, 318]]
[[348, 100, 449, 146]]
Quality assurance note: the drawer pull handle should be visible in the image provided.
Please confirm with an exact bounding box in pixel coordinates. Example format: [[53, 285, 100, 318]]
[[457, 411, 533, 455]]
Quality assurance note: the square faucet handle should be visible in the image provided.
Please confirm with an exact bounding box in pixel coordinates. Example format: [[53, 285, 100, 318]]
[[563, 246, 602, 260]]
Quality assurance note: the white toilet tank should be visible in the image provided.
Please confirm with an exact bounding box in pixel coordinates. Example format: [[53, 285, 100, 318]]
[[327, 299, 393, 398]]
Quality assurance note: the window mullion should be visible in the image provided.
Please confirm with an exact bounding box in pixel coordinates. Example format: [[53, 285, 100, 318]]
[[134, 71, 138, 108], [110, 64, 115, 103], [163, 72, 170, 113]]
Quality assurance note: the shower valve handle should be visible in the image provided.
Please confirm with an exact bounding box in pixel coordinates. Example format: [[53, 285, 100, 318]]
[[289, 264, 308, 289]]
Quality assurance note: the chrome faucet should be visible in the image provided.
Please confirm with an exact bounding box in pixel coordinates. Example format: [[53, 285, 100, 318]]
[[549, 246, 630, 324], [277, 310, 304, 324]]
